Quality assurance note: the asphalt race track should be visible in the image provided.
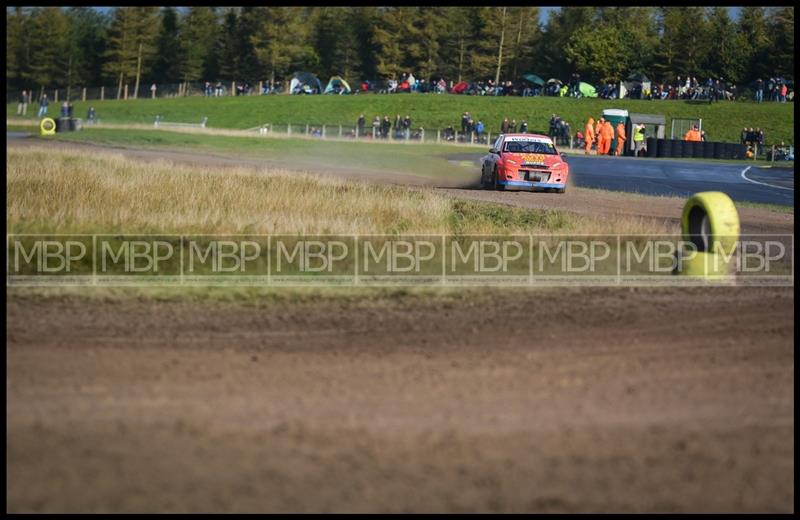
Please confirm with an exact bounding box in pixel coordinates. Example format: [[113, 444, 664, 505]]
[[453, 150, 794, 206], [566, 155, 794, 206]]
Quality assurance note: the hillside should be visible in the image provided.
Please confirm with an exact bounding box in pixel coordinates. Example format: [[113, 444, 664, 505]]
[[7, 94, 794, 145]]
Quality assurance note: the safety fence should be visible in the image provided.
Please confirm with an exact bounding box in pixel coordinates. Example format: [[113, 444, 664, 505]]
[[6, 82, 279, 104], [242, 122, 576, 149]]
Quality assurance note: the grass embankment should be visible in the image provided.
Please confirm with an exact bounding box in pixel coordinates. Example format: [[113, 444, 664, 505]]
[[14, 123, 788, 170], [7, 93, 795, 144]]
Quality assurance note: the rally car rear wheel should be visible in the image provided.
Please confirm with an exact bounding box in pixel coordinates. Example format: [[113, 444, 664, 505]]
[[492, 168, 503, 191]]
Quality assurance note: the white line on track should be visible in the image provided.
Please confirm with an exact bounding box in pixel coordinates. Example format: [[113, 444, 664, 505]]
[[740, 166, 794, 191]]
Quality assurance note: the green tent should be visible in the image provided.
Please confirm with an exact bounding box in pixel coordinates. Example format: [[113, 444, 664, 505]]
[[522, 74, 545, 87], [578, 82, 598, 98], [324, 76, 351, 94]]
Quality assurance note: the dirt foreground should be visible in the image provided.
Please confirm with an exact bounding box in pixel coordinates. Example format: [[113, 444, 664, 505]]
[[6, 287, 794, 513]]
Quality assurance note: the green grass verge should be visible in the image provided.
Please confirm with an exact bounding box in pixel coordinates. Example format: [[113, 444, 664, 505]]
[[8, 93, 794, 144], [23, 126, 483, 182]]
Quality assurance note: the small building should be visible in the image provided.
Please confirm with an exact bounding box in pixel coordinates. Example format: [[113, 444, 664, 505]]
[[601, 109, 629, 154], [623, 113, 666, 156]]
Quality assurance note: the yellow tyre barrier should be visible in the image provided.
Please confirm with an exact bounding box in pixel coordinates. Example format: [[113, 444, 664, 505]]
[[676, 192, 740, 281], [680, 191, 740, 254], [676, 250, 734, 281], [40, 117, 56, 136]]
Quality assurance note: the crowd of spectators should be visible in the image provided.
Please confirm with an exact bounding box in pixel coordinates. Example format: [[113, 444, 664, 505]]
[[753, 77, 790, 103], [358, 113, 420, 140]]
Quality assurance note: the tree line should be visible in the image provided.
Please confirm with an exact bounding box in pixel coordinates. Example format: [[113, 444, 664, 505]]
[[6, 6, 794, 95]]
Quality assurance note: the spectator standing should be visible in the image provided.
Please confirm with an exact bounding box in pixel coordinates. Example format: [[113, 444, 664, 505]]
[[17, 90, 28, 116], [402, 115, 412, 138], [87, 107, 96, 125], [393, 114, 402, 137], [755, 78, 764, 103], [381, 115, 391, 138], [461, 112, 469, 134], [500, 117, 509, 134], [372, 116, 380, 138], [150, 83, 157, 99], [509, 119, 517, 133], [519, 120, 528, 133], [740, 127, 748, 144], [357, 114, 365, 137], [67, 101, 74, 118], [780, 83, 788, 102], [60, 101, 69, 117], [475, 120, 485, 140], [37, 93, 49, 118]]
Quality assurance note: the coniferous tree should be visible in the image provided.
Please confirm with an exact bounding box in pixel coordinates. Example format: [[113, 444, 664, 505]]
[[440, 7, 475, 83], [180, 7, 219, 83], [737, 7, 770, 84], [506, 6, 540, 80], [235, 7, 264, 81], [539, 6, 594, 80], [216, 9, 239, 81], [373, 7, 419, 80], [251, 7, 312, 86], [26, 7, 70, 92], [705, 7, 745, 84], [765, 7, 794, 80], [153, 7, 182, 84]]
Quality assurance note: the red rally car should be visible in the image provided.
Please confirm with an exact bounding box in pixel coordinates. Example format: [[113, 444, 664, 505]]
[[480, 133, 569, 193]]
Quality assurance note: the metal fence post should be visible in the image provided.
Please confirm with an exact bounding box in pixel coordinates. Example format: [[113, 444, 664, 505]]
[[54, 89, 58, 103], [437, 129, 440, 143], [82, 88, 86, 102], [322, 125, 326, 138], [339, 125, 342, 138], [305, 124, 309, 135], [100, 86, 104, 101]]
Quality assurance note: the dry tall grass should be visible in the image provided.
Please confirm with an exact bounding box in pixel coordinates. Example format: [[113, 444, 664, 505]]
[[7, 146, 673, 236]]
